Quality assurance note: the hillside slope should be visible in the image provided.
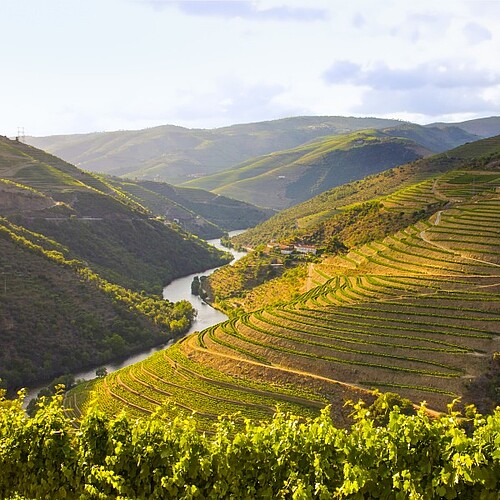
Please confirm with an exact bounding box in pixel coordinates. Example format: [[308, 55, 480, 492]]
[[181, 124, 478, 210], [182, 129, 433, 209], [0, 217, 197, 391], [234, 135, 500, 248], [71, 137, 500, 426], [428, 116, 500, 138], [104, 177, 274, 239], [0, 137, 230, 294], [26, 116, 405, 183]]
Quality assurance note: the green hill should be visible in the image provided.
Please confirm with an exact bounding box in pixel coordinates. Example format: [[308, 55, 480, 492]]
[[0, 137, 230, 294], [233, 135, 500, 248], [0, 216, 197, 391], [25, 116, 485, 189], [69, 136, 500, 427], [182, 129, 433, 209], [104, 177, 274, 239], [26, 116, 407, 183], [0, 137, 236, 391], [182, 124, 481, 210]]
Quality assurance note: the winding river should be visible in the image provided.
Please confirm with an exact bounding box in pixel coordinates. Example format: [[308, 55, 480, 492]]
[[24, 230, 246, 405]]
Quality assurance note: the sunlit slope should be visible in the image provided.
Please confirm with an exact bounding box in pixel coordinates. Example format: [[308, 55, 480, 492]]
[[234, 135, 500, 248], [182, 130, 430, 209], [72, 148, 500, 425]]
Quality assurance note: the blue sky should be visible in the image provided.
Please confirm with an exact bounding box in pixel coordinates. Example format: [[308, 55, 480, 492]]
[[1, 0, 499, 136]]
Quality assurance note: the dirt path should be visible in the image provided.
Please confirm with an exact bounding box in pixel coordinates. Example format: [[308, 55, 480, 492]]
[[193, 345, 441, 416], [419, 210, 500, 269]]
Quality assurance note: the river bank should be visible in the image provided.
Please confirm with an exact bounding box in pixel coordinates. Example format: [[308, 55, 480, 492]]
[[23, 230, 246, 406]]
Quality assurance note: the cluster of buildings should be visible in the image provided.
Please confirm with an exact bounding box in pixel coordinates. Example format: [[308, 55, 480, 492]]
[[266, 242, 318, 255]]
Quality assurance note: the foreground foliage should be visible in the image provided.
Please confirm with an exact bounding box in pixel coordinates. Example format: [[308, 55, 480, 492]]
[[1, 390, 499, 499]]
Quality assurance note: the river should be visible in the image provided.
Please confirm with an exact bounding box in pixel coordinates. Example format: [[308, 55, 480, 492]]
[[23, 230, 246, 405]]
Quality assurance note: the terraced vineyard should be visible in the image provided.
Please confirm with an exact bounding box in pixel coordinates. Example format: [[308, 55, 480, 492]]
[[68, 163, 500, 426]]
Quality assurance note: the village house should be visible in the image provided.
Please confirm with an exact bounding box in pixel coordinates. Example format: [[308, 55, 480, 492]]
[[294, 244, 317, 255]]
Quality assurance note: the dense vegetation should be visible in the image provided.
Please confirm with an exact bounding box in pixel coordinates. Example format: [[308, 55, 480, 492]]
[[0, 216, 195, 391], [1, 389, 499, 499], [12, 215, 228, 295]]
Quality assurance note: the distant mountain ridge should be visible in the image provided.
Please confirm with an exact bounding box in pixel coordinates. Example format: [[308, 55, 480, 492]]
[[26, 116, 497, 188], [26, 116, 408, 183], [25, 116, 496, 210], [427, 116, 500, 138]]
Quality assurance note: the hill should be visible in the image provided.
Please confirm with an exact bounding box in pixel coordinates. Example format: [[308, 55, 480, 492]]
[[0, 137, 235, 391], [104, 176, 274, 239], [0, 216, 197, 391], [69, 136, 500, 427], [0, 136, 230, 294], [428, 116, 500, 138], [182, 124, 479, 210], [26, 116, 406, 184], [233, 135, 500, 248], [25, 116, 487, 190]]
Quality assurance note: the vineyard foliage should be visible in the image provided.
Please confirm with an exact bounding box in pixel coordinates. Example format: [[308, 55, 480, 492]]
[[1, 389, 499, 499]]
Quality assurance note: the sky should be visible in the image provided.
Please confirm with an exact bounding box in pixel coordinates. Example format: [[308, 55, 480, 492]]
[[1, 0, 499, 137]]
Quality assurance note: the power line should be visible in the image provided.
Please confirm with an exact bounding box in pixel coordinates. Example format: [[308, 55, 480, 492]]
[[16, 126, 25, 143]]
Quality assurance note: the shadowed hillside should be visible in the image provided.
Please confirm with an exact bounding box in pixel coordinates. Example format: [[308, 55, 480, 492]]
[[0, 136, 230, 294]]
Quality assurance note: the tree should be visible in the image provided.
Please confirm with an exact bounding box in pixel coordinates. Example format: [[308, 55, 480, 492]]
[[191, 276, 200, 296]]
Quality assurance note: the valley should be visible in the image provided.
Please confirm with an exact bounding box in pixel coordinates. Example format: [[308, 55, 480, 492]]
[[63, 134, 500, 429], [1, 120, 499, 499]]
